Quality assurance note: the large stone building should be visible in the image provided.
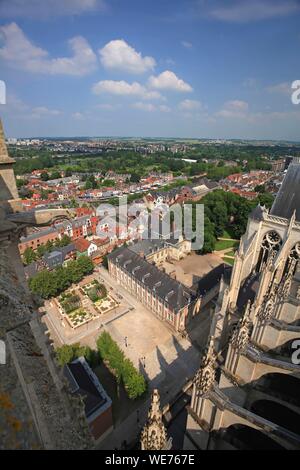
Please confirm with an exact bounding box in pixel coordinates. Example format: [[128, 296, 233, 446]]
[[108, 239, 230, 332], [184, 158, 300, 450], [108, 243, 198, 331]]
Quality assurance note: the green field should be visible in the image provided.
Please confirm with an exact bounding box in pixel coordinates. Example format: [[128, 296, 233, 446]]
[[221, 228, 239, 240], [215, 239, 239, 251], [225, 250, 236, 257]]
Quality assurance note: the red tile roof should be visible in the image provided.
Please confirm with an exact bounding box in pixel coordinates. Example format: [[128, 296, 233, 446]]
[[74, 238, 91, 253]]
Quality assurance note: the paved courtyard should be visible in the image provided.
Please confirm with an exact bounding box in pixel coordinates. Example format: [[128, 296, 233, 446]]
[[162, 252, 223, 287], [102, 308, 201, 396], [42, 264, 214, 449]]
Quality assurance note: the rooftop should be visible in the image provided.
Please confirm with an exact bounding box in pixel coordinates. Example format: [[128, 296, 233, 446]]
[[20, 227, 58, 243], [270, 158, 300, 222], [64, 357, 111, 419], [108, 245, 194, 312]]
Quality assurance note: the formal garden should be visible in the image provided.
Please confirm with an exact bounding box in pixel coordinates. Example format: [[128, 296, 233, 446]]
[[58, 291, 92, 328], [81, 279, 119, 314]]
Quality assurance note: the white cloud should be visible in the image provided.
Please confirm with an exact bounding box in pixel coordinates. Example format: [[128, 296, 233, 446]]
[[209, 0, 300, 22], [266, 82, 292, 95], [132, 102, 171, 112], [72, 112, 86, 120], [99, 39, 156, 74], [216, 100, 249, 118], [95, 103, 121, 110], [0, 23, 97, 76], [31, 107, 62, 118], [179, 99, 202, 111], [92, 80, 163, 100], [132, 102, 156, 112], [0, 0, 106, 18], [148, 71, 193, 92], [181, 40, 193, 49], [159, 105, 171, 113]]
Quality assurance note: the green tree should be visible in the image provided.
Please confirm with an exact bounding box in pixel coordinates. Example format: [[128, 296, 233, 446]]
[[36, 244, 47, 258], [28, 256, 94, 298], [56, 234, 71, 247], [50, 171, 61, 180], [23, 247, 37, 265], [55, 344, 77, 366], [130, 173, 140, 183], [40, 172, 50, 181], [16, 178, 28, 189], [45, 240, 54, 252], [257, 192, 274, 208], [96, 332, 146, 398], [254, 184, 266, 193], [29, 270, 58, 299], [40, 189, 49, 200], [122, 359, 147, 399], [55, 343, 97, 367], [201, 216, 217, 254]]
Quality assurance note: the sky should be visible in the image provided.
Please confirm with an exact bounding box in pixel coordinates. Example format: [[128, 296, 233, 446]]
[[0, 0, 300, 140]]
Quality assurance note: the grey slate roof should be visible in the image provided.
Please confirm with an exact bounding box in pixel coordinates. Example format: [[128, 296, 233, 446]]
[[64, 360, 107, 418], [55, 215, 90, 230], [108, 246, 194, 312], [56, 243, 75, 257], [43, 250, 63, 268], [20, 227, 58, 243], [270, 159, 300, 222], [128, 238, 183, 257], [42, 243, 75, 269], [128, 239, 167, 257]]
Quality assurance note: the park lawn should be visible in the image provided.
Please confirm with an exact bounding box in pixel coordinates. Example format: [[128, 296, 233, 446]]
[[221, 228, 238, 240], [225, 250, 236, 258], [215, 239, 239, 251], [223, 257, 235, 266]]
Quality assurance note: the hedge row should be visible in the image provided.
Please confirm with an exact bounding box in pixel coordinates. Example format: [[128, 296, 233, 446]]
[[96, 331, 147, 400]]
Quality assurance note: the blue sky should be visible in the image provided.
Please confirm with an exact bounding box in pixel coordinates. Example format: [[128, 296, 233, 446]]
[[0, 0, 300, 140]]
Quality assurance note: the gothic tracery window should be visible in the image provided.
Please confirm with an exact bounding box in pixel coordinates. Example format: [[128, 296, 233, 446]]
[[256, 231, 282, 273], [281, 242, 300, 280]]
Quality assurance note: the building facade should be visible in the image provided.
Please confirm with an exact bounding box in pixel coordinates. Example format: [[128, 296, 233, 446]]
[[184, 159, 300, 450], [108, 244, 198, 331]]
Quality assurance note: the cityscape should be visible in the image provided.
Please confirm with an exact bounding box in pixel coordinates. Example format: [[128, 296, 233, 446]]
[[0, 0, 300, 456]]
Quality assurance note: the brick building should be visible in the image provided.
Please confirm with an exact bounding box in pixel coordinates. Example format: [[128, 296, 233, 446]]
[[55, 215, 99, 241], [19, 227, 59, 254], [64, 357, 113, 442]]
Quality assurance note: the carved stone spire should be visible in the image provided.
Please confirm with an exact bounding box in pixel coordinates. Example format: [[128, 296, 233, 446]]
[[140, 389, 169, 450], [0, 119, 15, 164], [0, 119, 21, 212], [194, 335, 217, 396], [231, 300, 252, 351]]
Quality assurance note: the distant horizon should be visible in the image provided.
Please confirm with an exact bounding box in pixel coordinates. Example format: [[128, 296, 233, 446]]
[[6, 132, 300, 145]]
